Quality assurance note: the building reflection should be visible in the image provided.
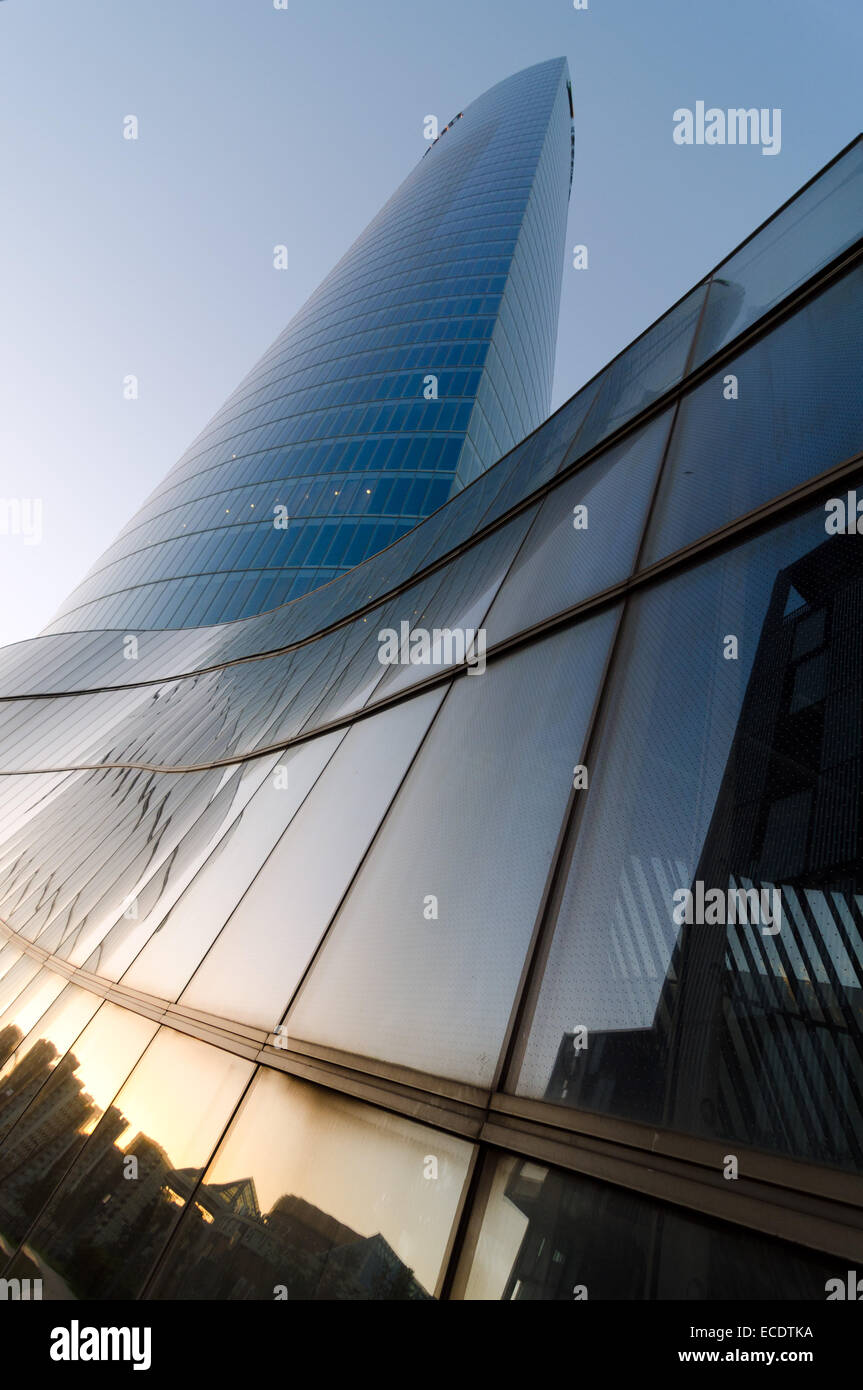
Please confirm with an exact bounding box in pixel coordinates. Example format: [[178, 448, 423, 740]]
[[547, 531, 863, 1166], [157, 1178, 431, 1300], [0, 1030, 430, 1299], [488, 1156, 833, 1300]]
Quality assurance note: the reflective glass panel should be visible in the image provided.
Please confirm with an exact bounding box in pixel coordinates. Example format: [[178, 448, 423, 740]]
[[643, 266, 863, 563], [288, 611, 618, 1085], [0, 968, 66, 1041], [0, 984, 102, 1147], [569, 287, 706, 460], [0, 1002, 158, 1267], [463, 1154, 837, 1300], [485, 411, 668, 643], [119, 732, 345, 1000], [148, 1068, 473, 1300], [2, 1026, 252, 1298], [692, 140, 863, 368], [517, 494, 863, 1171], [179, 688, 446, 1029]]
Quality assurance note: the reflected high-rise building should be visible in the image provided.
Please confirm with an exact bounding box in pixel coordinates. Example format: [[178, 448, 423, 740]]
[[547, 531, 863, 1166], [47, 59, 574, 634]]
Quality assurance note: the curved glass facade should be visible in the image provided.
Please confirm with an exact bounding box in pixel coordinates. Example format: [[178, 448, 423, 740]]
[[0, 130, 861, 1302], [47, 58, 573, 634]]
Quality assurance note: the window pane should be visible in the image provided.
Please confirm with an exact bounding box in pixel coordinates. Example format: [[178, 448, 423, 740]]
[[0, 944, 24, 986], [0, 1002, 158, 1265], [486, 412, 668, 643], [691, 141, 863, 369], [2, 1027, 252, 1298], [643, 266, 863, 563], [570, 287, 706, 459], [0, 984, 102, 1147], [84, 752, 283, 981], [477, 384, 599, 528], [148, 1068, 473, 1300], [288, 611, 618, 1086], [179, 687, 446, 1029], [463, 1154, 836, 1300], [0, 957, 41, 1015], [373, 511, 535, 699], [119, 732, 345, 1000], [0, 968, 66, 1041], [517, 497, 863, 1171]]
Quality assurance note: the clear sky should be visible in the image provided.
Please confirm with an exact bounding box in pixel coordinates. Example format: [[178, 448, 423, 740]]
[[0, 0, 859, 648]]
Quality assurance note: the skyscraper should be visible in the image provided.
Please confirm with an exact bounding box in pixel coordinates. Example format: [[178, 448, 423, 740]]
[[47, 58, 574, 633]]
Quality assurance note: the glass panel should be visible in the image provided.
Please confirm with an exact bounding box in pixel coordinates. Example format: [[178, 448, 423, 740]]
[[0, 1002, 158, 1267], [0, 943, 23, 985], [2, 1026, 252, 1298], [179, 687, 445, 1029], [569, 287, 706, 460], [0, 968, 66, 1040], [294, 615, 390, 731], [692, 140, 863, 368], [287, 611, 618, 1086], [0, 766, 227, 962], [463, 1154, 837, 1300], [486, 412, 668, 643], [119, 732, 345, 999], [79, 753, 282, 980], [0, 984, 102, 1147], [516, 494, 863, 1171], [643, 266, 863, 563], [148, 1068, 473, 1300], [373, 513, 535, 699], [477, 383, 600, 529], [0, 957, 41, 1016]]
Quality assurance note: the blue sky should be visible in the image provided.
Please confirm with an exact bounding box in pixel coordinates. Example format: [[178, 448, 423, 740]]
[[0, 0, 860, 646]]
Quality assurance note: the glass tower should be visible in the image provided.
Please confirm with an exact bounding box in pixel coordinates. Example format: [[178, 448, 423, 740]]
[[47, 58, 574, 634]]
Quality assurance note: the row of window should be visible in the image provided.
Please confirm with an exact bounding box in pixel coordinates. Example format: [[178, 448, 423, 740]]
[[0, 988, 842, 1300]]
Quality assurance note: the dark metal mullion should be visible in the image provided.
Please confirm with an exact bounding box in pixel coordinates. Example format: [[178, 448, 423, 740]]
[[435, 1144, 487, 1300], [439, 1144, 501, 1300]]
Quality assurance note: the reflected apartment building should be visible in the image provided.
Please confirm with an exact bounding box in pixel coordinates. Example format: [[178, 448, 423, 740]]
[[0, 61, 861, 1300]]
